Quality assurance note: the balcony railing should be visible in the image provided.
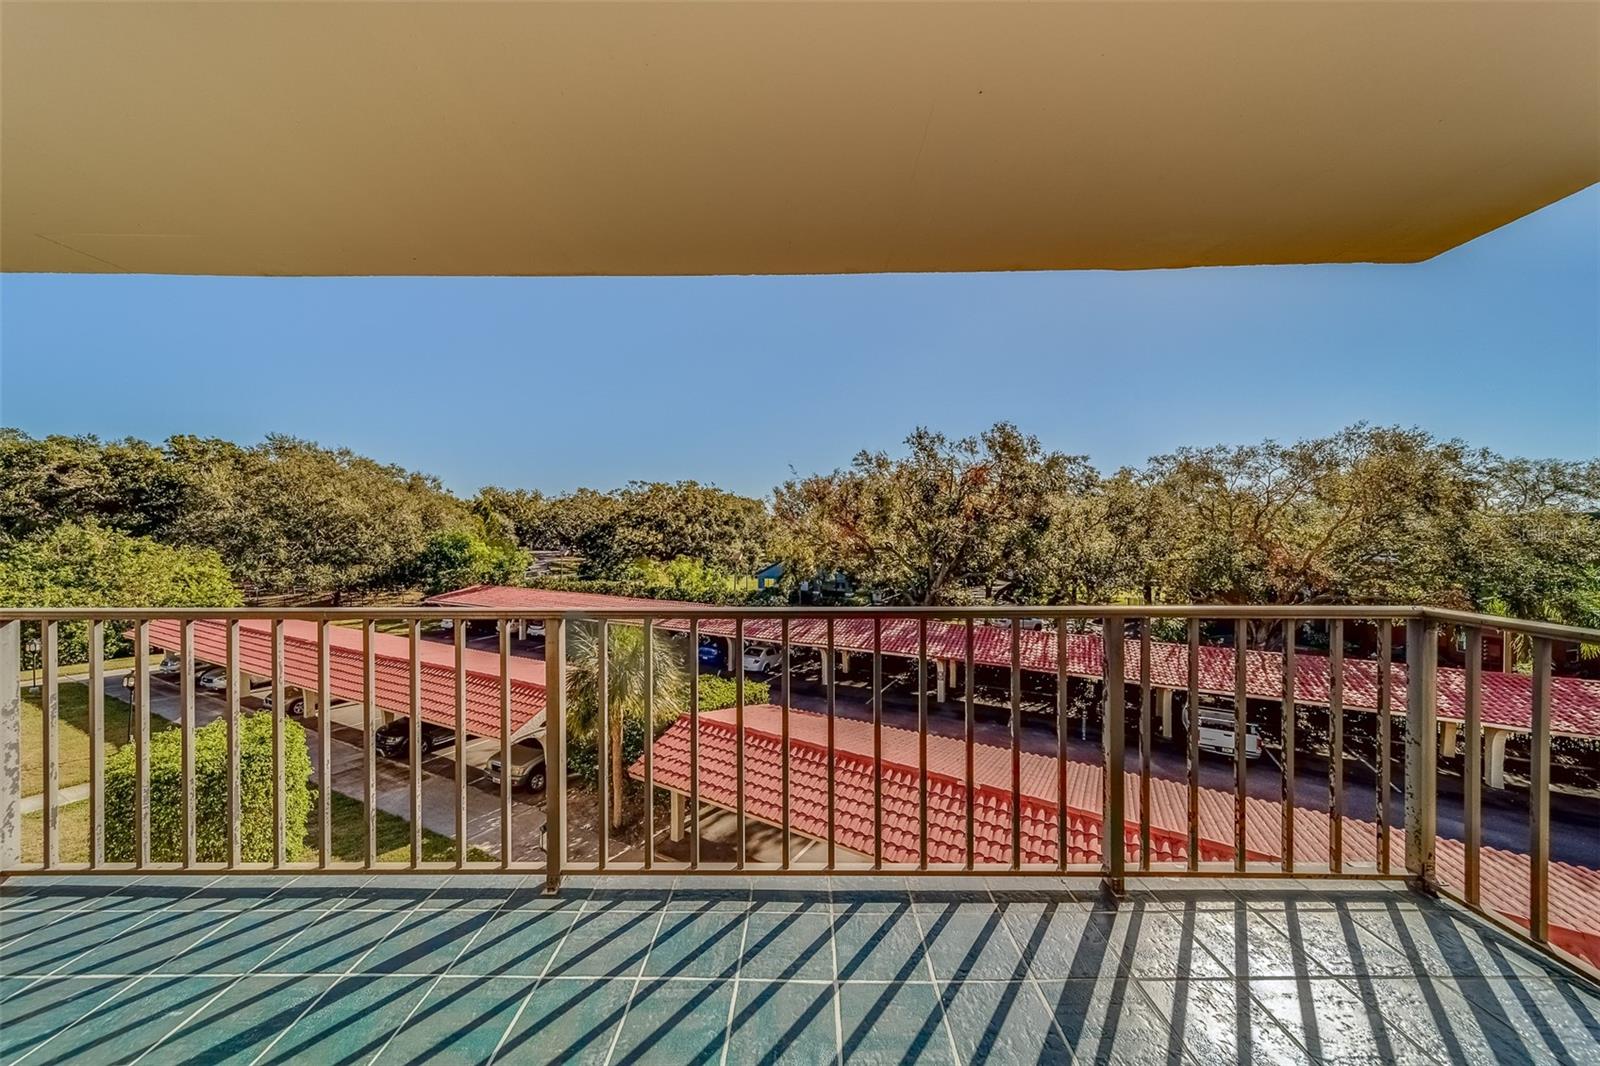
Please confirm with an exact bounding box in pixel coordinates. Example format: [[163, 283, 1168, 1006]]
[[2, 604, 1596, 984]]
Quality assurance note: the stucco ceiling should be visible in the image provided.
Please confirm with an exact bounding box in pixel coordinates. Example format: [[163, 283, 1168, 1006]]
[[3, 1, 1596, 276]]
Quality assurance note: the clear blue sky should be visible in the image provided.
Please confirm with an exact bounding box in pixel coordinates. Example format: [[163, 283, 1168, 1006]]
[[2, 187, 1596, 499]]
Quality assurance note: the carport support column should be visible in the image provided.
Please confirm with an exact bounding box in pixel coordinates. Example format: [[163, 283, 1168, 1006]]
[[1155, 688, 1174, 738], [670, 792, 685, 842], [0, 621, 20, 870], [935, 660, 947, 704], [1484, 726, 1510, 790], [839, 651, 850, 676], [1440, 720, 1459, 758]]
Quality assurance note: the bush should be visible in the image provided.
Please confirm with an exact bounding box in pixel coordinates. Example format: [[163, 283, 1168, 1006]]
[[104, 712, 312, 863], [697, 674, 770, 711]]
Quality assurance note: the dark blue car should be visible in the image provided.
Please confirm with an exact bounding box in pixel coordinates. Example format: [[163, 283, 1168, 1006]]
[[698, 640, 726, 670]]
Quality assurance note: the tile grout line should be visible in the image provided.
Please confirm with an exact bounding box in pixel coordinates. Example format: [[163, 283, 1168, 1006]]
[[716, 893, 754, 1066], [911, 885, 963, 1064], [600, 884, 685, 1066], [245, 880, 448, 1066], [363, 877, 530, 1066], [486, 880, 593, 1066], [828, 877, 843, 1066], [127, 874, 378, 1066]]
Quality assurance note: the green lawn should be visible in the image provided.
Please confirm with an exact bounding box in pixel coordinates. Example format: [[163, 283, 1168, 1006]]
[[55, 652, 164, 678], [21, 789, 493, 866], [21, 681, 175, 797], [302, 790, 496, 864]]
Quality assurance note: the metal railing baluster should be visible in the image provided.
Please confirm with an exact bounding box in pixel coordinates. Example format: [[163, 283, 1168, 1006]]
[[647, 617, 659, 870], [1103, 616, 1126, 893], [227, 619, 241, 868], [1281, 621, 1296, 874], [827, 618, 837, 870], [500, 619, 513, 871], [1010, 619, 1022, 871], [918, 618, 929, 871], [1056, 622, 1069, 871], [782, 617, 793, 870], [872, 617, 883, 869], [272, 620, 286, 868], [409, 621, 422, 869], [964, 619, 975, 871], [1463, 626, 1482, 905], [451, 619, 466, 869], [179, 620, 195, 867], [597, 619, 609, 870], [134, 621, 151, 868], [1529, 636, 1552, 942], [317, 621, 332, 869], [689, 618, 700, 870], [1403, 619, 1438, 891], [1377, 621, 1392, 874], [726, 617, 740, 868], [40, 620, 57, 868], [1138, 618, 1151, 872], [1233, 619, 1247, 872], [544, 615, 566, 893], [1186, 618, 1200, 871], [88, 620, 105, 869], [1328, 618, 1344, 874]]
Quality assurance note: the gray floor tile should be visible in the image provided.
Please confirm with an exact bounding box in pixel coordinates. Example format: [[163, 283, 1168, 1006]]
[[23, 974, 229, 1066], [257, 973, 435, 1065], [494, 976, 633, 1064], [839, 980, 955, 1064], [545, 907, 661, 978], [374, 975, 531, 1065], [147, 975, 339, 1065], [643, 909, 745, 978], [727, 980, 839, 1066], [610, 978, 734, 1065], [741, 911, 836, 981]]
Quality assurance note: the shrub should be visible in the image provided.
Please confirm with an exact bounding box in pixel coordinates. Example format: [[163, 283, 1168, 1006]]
[[697, 674, 770, 711], [104, 712, 312, 863]]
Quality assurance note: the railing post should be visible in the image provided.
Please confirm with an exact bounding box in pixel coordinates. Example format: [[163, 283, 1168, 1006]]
[[543, 614, 566, 894], [1102, 617, 1126, 895], [0, 620, 20, 871], [1404, 616, 1438, 892]]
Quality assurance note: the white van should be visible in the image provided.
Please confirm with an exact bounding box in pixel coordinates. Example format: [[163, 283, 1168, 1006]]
[[1189, 706, 1262, 760]]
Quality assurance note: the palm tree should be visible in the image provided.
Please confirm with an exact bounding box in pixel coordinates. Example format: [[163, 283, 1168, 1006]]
[[565, 620, 688, 829]]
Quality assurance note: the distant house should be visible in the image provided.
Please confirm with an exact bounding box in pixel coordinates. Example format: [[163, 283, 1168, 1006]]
[[753, 562, 785, 591]]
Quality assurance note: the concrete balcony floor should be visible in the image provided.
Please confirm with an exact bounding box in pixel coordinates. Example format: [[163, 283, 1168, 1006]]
[[1, 874, 1595, 1065]]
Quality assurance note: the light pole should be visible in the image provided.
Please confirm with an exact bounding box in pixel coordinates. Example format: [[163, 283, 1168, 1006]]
[[25, 637, 40, 690]]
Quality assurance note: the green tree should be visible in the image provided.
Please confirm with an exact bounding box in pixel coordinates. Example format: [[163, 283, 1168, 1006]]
[[169, 434, 464, 600], [409, 524, 530, 595], [564, 622, 688, 829], [773, 423, 1087, 605], [0, 430, 193, 544], [0, 521, 240, 665]]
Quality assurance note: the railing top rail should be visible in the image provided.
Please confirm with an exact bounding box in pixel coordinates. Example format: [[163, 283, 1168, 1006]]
[[0, 604, 1426, 623], [0, 604, 1593, 641]]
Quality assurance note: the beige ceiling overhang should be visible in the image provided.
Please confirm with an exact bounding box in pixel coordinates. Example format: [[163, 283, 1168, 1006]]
[[2, 0, 1596, 277]]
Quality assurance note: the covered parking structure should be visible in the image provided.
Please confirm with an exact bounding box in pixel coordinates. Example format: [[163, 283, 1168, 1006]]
[[429, 585, 1600, 785], [141, 618, 547, 742], [636, 705, 1600, 969]]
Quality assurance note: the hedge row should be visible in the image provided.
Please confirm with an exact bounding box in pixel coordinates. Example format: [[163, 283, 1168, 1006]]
[[104, 711, 313, 863]]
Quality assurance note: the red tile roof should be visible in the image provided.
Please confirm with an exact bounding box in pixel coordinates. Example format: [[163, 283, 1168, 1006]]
[[427, 586, 1600, 738], [635, 704, 1600, 968], [141, 619, 545, 741]]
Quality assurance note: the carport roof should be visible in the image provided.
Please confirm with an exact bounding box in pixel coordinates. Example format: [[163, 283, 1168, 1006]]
[[141, 618, 545, 741], [428, 585, 1600, 738], [638, 705, 1600, 969]]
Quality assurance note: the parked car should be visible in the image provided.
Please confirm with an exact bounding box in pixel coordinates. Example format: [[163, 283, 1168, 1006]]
[[259, 691, 306, 717], [197, 668, 229, 693], [742, 643, 782, 674], [374, 718, 455, 760], [485, 739, 547, 792], [1186, 705, 1262, 760], [523, 620, 544, 638], [153, 655, 183, 677], [698, 640, 726, 670]]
